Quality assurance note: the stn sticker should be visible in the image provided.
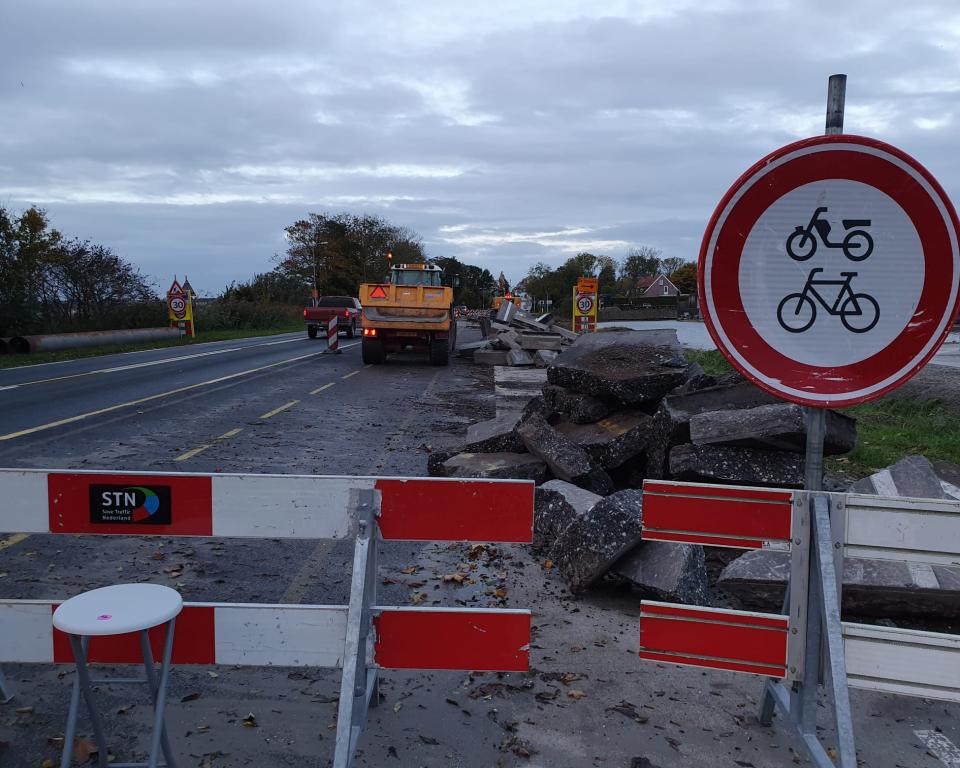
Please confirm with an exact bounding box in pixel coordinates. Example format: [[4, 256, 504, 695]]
[[90, 484, 172, 525]]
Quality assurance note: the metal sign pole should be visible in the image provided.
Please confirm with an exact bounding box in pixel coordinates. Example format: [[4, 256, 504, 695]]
[[759, 74, 857, 767]]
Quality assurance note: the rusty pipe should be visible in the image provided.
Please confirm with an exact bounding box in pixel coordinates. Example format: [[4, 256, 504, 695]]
[[8, 327, 182, 354]]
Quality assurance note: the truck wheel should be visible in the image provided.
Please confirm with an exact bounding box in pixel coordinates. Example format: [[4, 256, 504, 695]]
[[307, 325, 318, 339], [362, 337, 385, 364], [346, 320, 356, 339], [429, 339, 449, 366]]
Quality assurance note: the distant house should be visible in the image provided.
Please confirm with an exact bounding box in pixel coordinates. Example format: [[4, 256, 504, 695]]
[[637, 274, 680, 297]]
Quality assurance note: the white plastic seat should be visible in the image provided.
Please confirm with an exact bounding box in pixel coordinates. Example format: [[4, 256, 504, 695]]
[[54, 583, 182, 768], [54, 584, 182, 637]]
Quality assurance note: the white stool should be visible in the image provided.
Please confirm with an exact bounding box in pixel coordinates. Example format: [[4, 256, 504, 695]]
[[53, 584, 182, 768]]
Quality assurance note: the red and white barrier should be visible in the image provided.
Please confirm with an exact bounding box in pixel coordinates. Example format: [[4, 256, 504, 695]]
[[0, 468, 534, 768], [325, 315, 340, 353], [638, 479, 960, 768]]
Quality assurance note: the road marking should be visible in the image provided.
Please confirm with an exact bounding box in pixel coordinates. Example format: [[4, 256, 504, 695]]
[[0, 533, 29, 552], [311, 383, 335, 395], [363, 364, 372, 369], [218, 427, 243, 440], [341, 370, 359, 380], [259, 400, 300, 420], [0, 343, 359, 442], [174, 444, 212, 462], [915, 730, 960, 766], [0, 335, 308, 388]]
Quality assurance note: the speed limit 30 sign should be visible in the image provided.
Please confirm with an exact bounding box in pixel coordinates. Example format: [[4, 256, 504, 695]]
[[699, 134, 960, 407]]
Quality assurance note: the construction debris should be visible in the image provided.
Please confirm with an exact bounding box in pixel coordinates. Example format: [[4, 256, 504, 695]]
[[459, 303, 577, 366], [441, 328, 862, 601]]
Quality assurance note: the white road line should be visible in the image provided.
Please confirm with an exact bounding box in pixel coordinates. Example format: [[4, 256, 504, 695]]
[[0, 335, 306, 388], [0, 342, 359, 441], [916, 730, 960, 766], [311, 383, 335, 395]]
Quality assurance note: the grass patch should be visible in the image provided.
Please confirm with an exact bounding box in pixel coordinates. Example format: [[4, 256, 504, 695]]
[[0, 326, 303, 369], [681, 350, 959, 480], [684, 348, 733, 377], [831, 397, 960, 479]]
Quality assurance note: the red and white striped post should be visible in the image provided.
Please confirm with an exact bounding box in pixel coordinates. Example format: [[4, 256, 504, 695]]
[[324, 316, 341, 354]]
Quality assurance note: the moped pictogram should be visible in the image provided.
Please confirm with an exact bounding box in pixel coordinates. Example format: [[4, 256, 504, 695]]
[[786, 207, 873, 262]]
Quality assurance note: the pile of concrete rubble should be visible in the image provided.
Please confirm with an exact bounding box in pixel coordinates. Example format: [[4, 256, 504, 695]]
[[432, 328, 865, 607], [458, 302, 578, 367]]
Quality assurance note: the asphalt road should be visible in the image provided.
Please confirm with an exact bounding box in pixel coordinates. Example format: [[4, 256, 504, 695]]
[[2, 326, 960, 768]]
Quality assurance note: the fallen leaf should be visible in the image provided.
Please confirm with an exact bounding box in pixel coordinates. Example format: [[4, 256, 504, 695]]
[[116, 703, 136, 715], [606, 700, 649, 724], [393, 702, 402, 713], [442, 573, 468, 584], [542, 559, 554, 569], [400, 566, 418, 575], [493, 587, 507, 599], [181, 692, 201, 702], [567, 689, 587, 700], [206, 671, 218, 678], [410, 592, 427, 605], [535, 689, 559, 702], [241, 713, 258, 728], [559, 672, 580, 685], [14, 706, 33, 715], [73, 737, 98, 762], [418, 734, 439, 745], [196, 724, 210, 733], [41, 760, 55, 768]]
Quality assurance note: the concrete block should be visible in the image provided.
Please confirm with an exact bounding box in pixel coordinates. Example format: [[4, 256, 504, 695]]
[[719, 548, 960, 619], [474, 349, 510, 365], [533, 349, 559, 368], [551, 489, 644, 593], [542, 384, 612, 424], [689, 403, 856, 455], [645, 381, 781, 479], [533, 480, 603, 554], [496, 301, 518, 323], [518, 412, 614, 495], [849, 454, 951, 499], [442, 452, 548, 484], [507, 348, 535, 366], [669, 443, 805, 487], [554, 410, 652, 469], [519, 333, 563, 351], [463, 412, 527, 453], [613, 541, 708, 605], [546, 330, 688, 404]]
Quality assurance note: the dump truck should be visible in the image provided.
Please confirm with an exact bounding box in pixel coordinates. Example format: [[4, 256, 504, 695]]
[[358, 263, 457, 365]]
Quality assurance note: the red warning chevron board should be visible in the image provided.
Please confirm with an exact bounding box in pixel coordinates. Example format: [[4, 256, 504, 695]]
[[640, 602, 790, 678], [642, 480, 794, 549], [375, 608, 530, 671]]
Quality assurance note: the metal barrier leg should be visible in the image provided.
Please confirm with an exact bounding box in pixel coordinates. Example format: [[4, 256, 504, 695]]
[[0, 666, 14, 703], [333, 489, 379, 768], [59, 665, 83, 768], [140, 627, 178, 768], [812, 495, 857, 768], [68, 635, 110, 768], [146, 618, 177, 768]]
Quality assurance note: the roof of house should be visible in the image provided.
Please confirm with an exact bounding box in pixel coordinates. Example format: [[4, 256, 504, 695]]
[[636, 276, 657, 289]]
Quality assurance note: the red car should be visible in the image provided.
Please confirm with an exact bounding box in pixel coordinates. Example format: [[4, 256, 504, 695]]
[[304, 296, 363, 339]]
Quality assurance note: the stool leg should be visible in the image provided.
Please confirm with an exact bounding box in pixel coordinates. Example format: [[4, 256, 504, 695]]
[[146, 618, 177, 768], [139, 629, 177, 768], [59, 663, 82, 768], [68, 634, 109, 768]]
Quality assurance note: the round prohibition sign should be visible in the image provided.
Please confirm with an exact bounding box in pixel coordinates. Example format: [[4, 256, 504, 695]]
[[169, 296, 186, 314], [699, 134, 960, 408], [576, 294, 595, 314]]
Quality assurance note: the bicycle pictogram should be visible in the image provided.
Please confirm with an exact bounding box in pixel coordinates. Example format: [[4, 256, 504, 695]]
[[776, 269, 880, 334], [786, 206, 873, 262]]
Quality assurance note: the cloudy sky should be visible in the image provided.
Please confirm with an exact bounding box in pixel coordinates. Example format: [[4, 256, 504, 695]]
[[2, 0, 959, 294]]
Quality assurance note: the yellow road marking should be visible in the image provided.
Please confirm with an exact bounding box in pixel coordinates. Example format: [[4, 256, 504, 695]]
[[218, 427, 243, 440], [310, 383, 335, 395], [0, 344, 359, 442], [0, 533, 29, 551], [174, 444, 212, 462], [259, 400, 299, 420], [341, 370, 359, 380]]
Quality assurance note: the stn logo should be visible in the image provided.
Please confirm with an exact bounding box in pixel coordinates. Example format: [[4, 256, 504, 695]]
[[89, 485, 172, 525]]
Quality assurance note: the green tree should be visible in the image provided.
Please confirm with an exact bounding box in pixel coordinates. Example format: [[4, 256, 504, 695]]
[[619, 246, 662, 291], [660, 256, 686, 275], [669, 262, 698, 294]]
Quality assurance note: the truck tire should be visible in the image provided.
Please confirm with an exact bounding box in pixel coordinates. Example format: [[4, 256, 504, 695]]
[[362, 337, 385, 364], [346, 320, 356, 339], [429, 339, 449, 366], [307, 325, 318, 339]]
